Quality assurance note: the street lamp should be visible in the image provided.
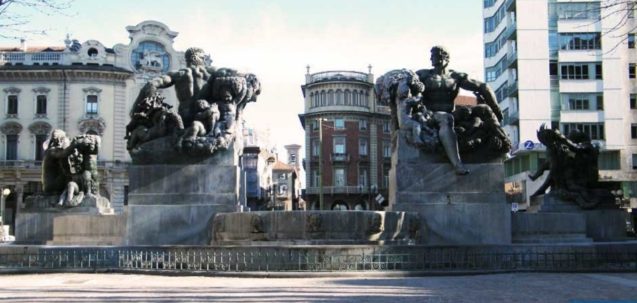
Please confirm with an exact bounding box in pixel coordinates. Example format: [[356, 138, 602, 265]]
[[318, 118, 325, 210], [1, 188, 10, 226]]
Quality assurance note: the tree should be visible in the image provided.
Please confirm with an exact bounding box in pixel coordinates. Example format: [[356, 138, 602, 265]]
[[0, 0, 73, 40], [597, 0, 637, 51]]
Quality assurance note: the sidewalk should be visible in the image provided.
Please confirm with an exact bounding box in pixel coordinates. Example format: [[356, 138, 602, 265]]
[[0, 272, 635, 302]]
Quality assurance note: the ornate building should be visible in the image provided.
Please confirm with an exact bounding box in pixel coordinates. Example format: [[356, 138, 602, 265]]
[[0, 20, 189, 230], [299, 68, 391, 210]]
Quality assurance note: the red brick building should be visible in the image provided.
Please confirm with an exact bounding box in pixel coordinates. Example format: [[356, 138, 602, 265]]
[[299, 69, 391, 210]]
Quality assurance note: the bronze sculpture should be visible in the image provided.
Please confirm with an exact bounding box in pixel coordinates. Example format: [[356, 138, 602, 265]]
[[41, 129, 102, 207], [375, 46, 510, 174], [529, 125, 613, 209], [126, 47, 260, 162]]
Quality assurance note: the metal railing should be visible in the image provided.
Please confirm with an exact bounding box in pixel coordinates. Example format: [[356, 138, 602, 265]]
[[309, 71, 369, 84], [0, 52, 63, 65], [0, 245, 636, 273], [0, 160, 130, 168], [306, 186, 372, 195]]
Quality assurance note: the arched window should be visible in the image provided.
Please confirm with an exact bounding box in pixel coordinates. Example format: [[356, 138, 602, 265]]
[[314, 93, 320, 107], [331, 201, 349, 211], [360, 91, 366, 107], [352, 90, 359, 106], [320, 91, 326, 106], [344, 89, 351, 105], [309, 93, 314, 107], [327, 90, 334, 106], [353, 203, 366, 210], [336, 89, 343, 105]]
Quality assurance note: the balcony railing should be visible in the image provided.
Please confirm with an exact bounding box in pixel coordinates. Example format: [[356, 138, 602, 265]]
[[0, 52, 63, 65], [0, 160, 130, 168], [309, 71, 368, 84], [306, 186, 372, 195], [330, 153, 350, 163]]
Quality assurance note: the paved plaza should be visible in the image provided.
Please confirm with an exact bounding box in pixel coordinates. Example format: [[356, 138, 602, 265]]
[[0, 272, 635, 302]]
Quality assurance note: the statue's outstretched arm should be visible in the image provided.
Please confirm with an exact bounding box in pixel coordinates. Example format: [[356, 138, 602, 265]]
[[456, 74, 504, 122]]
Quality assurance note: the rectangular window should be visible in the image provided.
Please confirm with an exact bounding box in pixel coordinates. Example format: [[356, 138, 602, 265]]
[[359, 138, 368, 156], [7, 95, 18, 115], [383, 121, 391, 133], [383, 140, 391, 158], [359, 119, 368, 131], [595, 63, 602, 79], [86, 95, 98, 115], [596, 95, 604, 110], [36, 95, 47, 115], [311, 169, 319, 187], [35, 134, 47, 161], [561, 123, 605, 140], [630, 63, 636, 79], [630, 33, 636, 49], [6, 134, 18, 160], [358, 167, 368, 187], [562, 93, 603, 111], [311, 139, 320, 157], [558, 33, 602, 50], [557, 2, 600, 20], [631, 94, 637, 109], [333, 137, 346, 154], [599, 151, 621, 170], [334, 168, 346, 186], [633, 154, 637, 170], [560, 63, 594, 80], [311, 120, 318, 131], [334, 118, 345, 129], [632, 124, 637, 139], [382, 167, 390, 188]]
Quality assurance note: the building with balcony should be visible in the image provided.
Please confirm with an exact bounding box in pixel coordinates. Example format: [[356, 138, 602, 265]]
[[483, 0, 637, 208], [299, 68, 391, 210], [0, 20, 190, 231]]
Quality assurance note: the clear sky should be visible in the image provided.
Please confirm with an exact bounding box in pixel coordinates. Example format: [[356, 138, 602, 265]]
[[0, 0, 485, 161]]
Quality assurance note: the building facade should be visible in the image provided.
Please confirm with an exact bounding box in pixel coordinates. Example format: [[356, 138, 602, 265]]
[[483, 0, 637, 207], [0, 20, 189, 228], [299, 69, 391, 210]]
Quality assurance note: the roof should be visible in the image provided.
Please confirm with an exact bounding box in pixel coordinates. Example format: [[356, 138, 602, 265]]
[[0, 46, 65, 52], [455, 95, 477, 106], [272, 160, 294, 171]]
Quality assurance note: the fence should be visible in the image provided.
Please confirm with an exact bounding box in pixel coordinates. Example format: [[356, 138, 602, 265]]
[[0, 245, 635, 274]]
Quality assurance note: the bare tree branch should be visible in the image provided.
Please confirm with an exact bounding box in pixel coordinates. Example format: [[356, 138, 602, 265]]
[[0, 0, 74, 41]]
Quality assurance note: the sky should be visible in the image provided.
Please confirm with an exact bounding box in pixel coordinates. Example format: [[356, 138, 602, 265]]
[[0, 0, 485, 162]]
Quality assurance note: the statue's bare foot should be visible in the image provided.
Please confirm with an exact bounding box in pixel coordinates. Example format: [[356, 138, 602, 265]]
[[455, 165, 470, 175]]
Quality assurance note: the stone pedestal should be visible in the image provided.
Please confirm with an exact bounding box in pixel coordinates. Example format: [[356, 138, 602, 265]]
[[125, 147, 240, 245], [388, 135, 511, 245], [212, 211, 421, 245], [15, 194, 114, 244], [48, 214, 126, 245], [512, 194, 629, 243]]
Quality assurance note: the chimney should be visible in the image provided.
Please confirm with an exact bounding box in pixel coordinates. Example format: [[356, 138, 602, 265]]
[[20, 39, 27, 52]]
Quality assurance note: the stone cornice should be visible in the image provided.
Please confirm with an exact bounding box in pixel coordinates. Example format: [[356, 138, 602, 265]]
[[28, 121, 52, 136], [0, 68, 133, 82]]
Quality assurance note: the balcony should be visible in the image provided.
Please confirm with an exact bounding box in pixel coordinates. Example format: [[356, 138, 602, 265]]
[[306, 186, 372, 195], [507, 81, 518, 97], [308, 71, 369, 84], [330, 153, 350, 163], [0, 52, 63, 66], [505, 0, 516, 12], [505, 50, 517, 69], [0, 160, 130, 169]]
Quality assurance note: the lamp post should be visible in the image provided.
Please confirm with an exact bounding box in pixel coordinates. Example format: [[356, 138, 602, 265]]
[[318, 118, 324, 210], [0, 188, 10, 226]]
